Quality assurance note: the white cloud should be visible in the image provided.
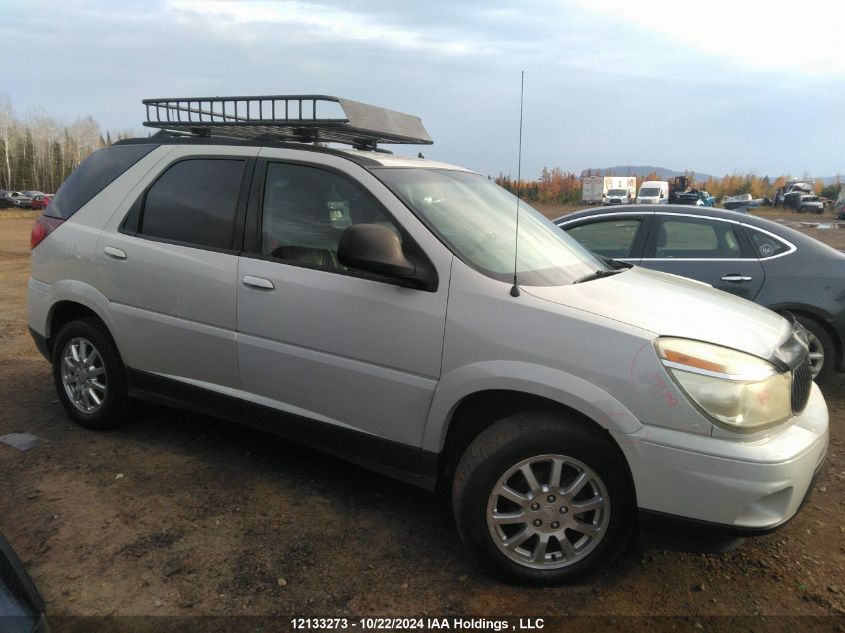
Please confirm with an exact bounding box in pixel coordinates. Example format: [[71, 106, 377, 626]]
[[574, 0, 845, 76], [165, 0, 502, 56]]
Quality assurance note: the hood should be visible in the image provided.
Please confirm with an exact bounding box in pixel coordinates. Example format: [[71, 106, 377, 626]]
[[525, 267, 791, 360]]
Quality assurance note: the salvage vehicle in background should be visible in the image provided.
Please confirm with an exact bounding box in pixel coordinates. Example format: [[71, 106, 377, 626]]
[[674, 189, 714, 207], [0, 191, 33, 209], [837, 184, 845, 219], [27, 95, 828, 585], [557, 205, 844, 382], [775, 179, 823, 213], [795, 195, 824, 214], [30, 194, 53, 211], [722, 193, 768, 211]]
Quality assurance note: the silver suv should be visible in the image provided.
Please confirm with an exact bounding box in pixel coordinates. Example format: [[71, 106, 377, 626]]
[[27, 96, 828, 584]]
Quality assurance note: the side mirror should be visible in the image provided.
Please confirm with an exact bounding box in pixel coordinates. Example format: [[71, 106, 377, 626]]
[[338, 223, 416, 278]]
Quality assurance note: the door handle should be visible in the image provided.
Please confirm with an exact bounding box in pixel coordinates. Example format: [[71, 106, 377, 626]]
[[720, 275, 752, 282], [104, 246, 127, 260], [242, 275, 275, 290]]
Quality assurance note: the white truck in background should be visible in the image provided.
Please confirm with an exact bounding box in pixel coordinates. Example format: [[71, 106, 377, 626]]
[[636, 180, 670, 204], [581, 176, 637, 205]]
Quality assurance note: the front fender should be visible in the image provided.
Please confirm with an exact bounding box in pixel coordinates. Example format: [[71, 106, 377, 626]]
[[422, 360, 644, 453]]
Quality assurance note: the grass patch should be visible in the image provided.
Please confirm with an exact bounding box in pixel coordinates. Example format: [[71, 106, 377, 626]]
[[0, 210, 39, 220]]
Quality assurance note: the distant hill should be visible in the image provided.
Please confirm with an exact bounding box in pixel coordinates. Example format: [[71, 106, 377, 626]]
[[579, 166, 714, 180], [580, 166, 840, 185]]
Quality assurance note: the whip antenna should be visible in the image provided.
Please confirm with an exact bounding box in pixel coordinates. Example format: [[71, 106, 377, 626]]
[[510, 71, 525, 298]]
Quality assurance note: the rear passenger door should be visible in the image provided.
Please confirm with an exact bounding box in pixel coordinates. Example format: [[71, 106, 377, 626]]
[[641, 213, 765, 300], [235, 151, 452, 463], [98, 146, 257, 392]]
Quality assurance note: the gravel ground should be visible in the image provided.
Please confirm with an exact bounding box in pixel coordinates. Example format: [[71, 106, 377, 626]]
[[1, 211, 843, 629]]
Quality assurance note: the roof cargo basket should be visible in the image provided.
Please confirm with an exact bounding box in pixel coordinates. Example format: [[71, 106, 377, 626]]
[[142, 95, 433, 150]]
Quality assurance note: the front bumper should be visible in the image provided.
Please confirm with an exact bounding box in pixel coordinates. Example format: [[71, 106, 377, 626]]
[[615, 382, 828, 531]]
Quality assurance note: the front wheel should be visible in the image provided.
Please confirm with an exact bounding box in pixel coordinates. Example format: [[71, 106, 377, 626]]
[[794, 316, 835, 383], [452, 413, 636, 585], [52, 318, 129, 429]]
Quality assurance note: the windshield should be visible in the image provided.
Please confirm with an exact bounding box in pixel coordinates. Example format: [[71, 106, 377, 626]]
[[376, 168, 605, 286], [607, 189, 628, 196], [639, 187, 659, 197]]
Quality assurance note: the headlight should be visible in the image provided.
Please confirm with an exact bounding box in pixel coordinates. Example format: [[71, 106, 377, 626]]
[[656, 338, 792, 432]]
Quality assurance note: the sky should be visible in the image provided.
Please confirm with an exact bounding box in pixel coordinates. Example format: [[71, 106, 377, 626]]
[[2, 0, 843, 179]]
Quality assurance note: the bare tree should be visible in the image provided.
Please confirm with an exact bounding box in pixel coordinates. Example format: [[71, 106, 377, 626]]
[[0, 96, 14, 189]]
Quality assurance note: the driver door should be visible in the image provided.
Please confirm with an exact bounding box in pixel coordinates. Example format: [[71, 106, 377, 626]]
[[235, 153, 452, 468]]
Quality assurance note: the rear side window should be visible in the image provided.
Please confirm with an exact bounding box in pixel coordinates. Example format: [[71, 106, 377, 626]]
[[654, 217, 741, 259], [139, 159, 245, 250], [47, 144, 157, 220]]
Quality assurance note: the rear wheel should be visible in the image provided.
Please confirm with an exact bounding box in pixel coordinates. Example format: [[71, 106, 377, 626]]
[[52, 318, 129, 429], [452, 412, 635, 585]]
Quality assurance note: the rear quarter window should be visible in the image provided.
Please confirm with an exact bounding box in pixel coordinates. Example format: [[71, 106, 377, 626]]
[[746, 228, 791, 258], [46, 144, 158, 220]]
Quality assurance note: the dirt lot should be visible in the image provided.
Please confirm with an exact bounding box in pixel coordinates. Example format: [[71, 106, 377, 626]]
[[1, 209, 844, 628]]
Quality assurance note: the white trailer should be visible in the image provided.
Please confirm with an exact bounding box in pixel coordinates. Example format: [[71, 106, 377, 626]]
[[581, 176, 637, 205]]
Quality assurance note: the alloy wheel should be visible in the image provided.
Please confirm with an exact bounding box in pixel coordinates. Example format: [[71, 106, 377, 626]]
[[486, 454, 610, 570], [60, 337, 107, 414]]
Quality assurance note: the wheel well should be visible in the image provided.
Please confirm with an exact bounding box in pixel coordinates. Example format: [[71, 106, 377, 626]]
[[47, 302, 104, 355], [438, 390, 619, 486]]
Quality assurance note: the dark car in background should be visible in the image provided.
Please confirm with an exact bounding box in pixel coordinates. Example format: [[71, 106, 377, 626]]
[[556, 205, 845, 381], [0, 191, 33, 209], [674, 189, 715, 207]]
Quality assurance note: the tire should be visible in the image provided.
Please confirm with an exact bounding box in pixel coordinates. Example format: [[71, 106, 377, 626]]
[[452, 412, 635, 585], [794, 316, 835, 383], [52, 318, 129, 430]]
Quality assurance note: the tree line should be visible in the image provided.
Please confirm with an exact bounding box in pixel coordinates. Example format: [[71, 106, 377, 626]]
[[495, 167, 842, 205], [0, 96, 134, 193], [1, 95, 840, 203]]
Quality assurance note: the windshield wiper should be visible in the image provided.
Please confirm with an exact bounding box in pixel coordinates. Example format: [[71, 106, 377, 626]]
[[573, 268, 625, 284], [597, 254, 634, 270]]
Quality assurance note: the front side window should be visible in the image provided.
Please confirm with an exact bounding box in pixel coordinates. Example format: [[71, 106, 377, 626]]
[[654, 217, 741, 259], [261, 162, 402, 270], [566, 218, 642, 259], [376, 168, 602, 286]]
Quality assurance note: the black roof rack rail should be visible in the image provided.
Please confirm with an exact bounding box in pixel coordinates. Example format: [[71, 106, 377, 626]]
[[141, 95, 433, 150]]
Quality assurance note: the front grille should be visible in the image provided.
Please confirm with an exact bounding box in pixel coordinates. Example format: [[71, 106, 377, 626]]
[[791, 358, 812, 414]]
